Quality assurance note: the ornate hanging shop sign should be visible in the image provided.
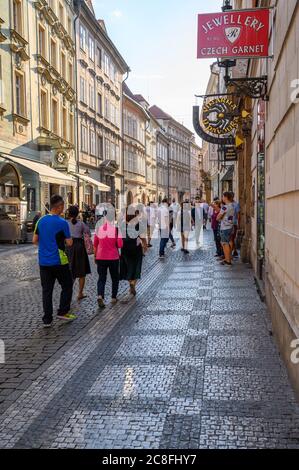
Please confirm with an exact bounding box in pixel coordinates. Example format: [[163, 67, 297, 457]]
[[193, 96, 239, 145], [197, 9, 270, 59]]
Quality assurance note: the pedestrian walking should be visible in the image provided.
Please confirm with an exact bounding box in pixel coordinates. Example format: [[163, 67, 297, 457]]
[[217, 192, 235, 266], [177, 200, 192, 254], [191, 196, 203, 247], [146, 202, 156, 248], [211, 200, 223, 258], [66, 206, 91, 301], [33, 194, 76, 327], [201, 200, 209, 230], [158, 198, 170, 259], [120, 210, 147, 297], [168, 205, 176, 248], [230, 191, 241, 258], [94, 210, 123, 308]]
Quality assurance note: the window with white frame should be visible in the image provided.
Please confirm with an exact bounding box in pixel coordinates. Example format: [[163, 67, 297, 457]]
[[104, 98, 110, 121], [81, 123, 88, 152], [97, 135, 103, 159], [97, 47, 102, 68], [88, 36, 95, 62], [105, 138, 110, 159], [80, 77, 86, 102], [79, 24, 86, 51], [89, 83, 95, 109], [90, 129, 96, 155], [104, 53, 109, 76]]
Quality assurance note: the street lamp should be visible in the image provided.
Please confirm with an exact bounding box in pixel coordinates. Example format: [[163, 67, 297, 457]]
[[222, 0, 232, 11]]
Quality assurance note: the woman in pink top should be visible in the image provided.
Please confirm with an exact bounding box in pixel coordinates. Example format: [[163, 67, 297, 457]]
[[94, 211, 123, 308]]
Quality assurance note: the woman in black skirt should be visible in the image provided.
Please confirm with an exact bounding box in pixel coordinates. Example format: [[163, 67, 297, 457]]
[[66, 206, 91, 301], [120, 209, 147, 297]]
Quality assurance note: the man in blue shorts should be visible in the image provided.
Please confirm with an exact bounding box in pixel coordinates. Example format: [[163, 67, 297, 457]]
[[33, 195, 76, 327], [217, 192, 234, 266]]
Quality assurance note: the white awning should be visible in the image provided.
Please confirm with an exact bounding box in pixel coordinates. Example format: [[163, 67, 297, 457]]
[[74, 173, 110, 192], [3, 155, 76, 186]]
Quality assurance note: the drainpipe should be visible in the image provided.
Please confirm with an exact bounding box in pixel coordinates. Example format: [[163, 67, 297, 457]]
[[121, 69, 130, 208], [74, 1, 82, 207], [144, 118, 150, 203]]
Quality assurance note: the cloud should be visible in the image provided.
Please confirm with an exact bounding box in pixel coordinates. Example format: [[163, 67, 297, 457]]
[[111, 9, 123, 18]]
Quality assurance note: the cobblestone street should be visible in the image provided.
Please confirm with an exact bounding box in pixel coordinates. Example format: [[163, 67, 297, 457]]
[[0, 231, 298, 449]]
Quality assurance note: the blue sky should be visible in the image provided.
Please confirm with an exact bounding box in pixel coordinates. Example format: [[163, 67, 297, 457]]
[[93, 0, 223, 140]]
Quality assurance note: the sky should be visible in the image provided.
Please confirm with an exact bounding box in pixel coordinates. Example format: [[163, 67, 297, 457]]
[[93, 0, 223, 143]]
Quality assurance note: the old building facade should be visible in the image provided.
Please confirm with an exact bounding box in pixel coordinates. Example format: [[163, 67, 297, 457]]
[[232, 0, 299, 395], [75, 0, 129, 211], [0, 0, 77, 237], [149, 105, 192, 202], [156, 129, 169, 203], [123, 83, 149, 206], [190, 136, 203, 200]]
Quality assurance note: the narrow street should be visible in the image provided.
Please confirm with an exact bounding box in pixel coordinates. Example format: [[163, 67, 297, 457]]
[[0, 231, 298, 449]]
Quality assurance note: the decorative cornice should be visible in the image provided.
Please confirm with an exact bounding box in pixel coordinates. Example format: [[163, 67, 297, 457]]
[[0, 17, 7, 43], [37, 56, 76, 103], [12, 113, 30, 125], [10, 29, 30, 61], [79, 59, 88, 69], [88, 68, 96, 77], [0, 104, 7, 116], [34, 0, 75, 56], [96, 75, 104, 84], [37, 127, 75, 150]]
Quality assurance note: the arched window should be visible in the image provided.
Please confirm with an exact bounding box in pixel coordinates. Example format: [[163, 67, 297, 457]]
[[0, 164, 20, 198]]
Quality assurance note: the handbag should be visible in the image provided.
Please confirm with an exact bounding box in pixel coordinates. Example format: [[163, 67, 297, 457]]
[[84, 232, 94, 255]]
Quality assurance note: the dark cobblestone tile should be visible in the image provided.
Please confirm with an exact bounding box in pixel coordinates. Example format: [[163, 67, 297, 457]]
[[171, 365, 204, 399], [159, 414, 201, 449], [199, 415, 299, 449], [181, 336, 208, 358]]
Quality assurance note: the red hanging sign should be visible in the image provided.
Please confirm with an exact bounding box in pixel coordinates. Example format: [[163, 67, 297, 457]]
[[197, 9, 270, 59]]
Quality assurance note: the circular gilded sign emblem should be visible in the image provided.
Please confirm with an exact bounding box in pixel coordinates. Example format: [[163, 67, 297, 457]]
[[202, 98, 239, 136]]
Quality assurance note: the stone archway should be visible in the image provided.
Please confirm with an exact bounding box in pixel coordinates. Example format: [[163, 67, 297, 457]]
[[0, 163, 20, 199]]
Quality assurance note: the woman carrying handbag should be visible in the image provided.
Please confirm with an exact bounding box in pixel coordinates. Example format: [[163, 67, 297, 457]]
[[66, 206, 91, 301]]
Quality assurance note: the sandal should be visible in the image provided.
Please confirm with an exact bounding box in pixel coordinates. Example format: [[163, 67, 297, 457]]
[[77, 294, 87, 301]]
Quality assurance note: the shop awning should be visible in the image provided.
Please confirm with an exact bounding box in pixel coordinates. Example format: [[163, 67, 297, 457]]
[[73, 173, 110, 192], [3, 155, 76, 186]]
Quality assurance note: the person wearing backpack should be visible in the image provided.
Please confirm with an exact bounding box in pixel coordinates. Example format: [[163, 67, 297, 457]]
[[120, 209, 147, 297], [94, 209, 123, 308]]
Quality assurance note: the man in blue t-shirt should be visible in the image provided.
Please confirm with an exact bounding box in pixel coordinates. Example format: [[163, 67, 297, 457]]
[[33, 195, 76, 327]]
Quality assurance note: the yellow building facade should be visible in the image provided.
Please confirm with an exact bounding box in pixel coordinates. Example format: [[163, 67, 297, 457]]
[[0, 0, 76, 238]]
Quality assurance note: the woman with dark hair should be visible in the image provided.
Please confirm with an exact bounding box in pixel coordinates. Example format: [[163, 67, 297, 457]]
[[67, 205, 91, 300], [120, 209, 147, 297]]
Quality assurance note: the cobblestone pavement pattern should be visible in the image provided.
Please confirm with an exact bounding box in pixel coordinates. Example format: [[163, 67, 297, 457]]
[[0, 231, 298, 449]]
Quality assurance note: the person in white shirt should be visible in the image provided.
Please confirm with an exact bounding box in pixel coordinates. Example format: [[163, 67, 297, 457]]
[[191, 196, 203, 247], [146, 202, 157, 247], [158, 199, 170, 258]]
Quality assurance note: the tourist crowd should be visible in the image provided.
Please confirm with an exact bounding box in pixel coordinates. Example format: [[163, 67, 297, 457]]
[[32, 192, 240, 327]]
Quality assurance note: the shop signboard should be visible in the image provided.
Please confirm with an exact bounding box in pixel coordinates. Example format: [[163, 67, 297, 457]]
[[197, 9, 270, 59]]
